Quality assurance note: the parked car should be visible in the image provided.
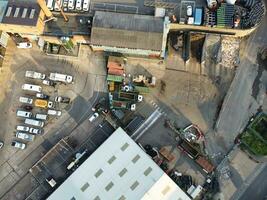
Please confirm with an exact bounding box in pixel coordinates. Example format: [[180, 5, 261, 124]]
[[22, 84, 42, 92], [48, 101, 54, 108], [19, 96, 33, 104], [16, 110, 32, 118], [89, 112, 99, 122], [11, 141, 26, 149], [47, 109, 62, 116], [16, 132, 35, 142], [0, 141, 4, 149], [23, 105, 33, 111], [42, 79, 56, 86], [29, 127, 43, 135], [187, 5, 193, 16], [17, 42, 32, 49], [16, 125, 30, 132], [55, 96, 70, 103], [36, 93, 49, 99]]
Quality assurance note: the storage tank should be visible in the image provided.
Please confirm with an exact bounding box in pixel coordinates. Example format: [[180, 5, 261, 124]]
[[225, 0, 236, 4]]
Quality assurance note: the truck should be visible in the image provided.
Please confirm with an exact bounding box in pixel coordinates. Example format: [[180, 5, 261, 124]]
[[25, 71, 46, 80], [194, 8, 203, 25], [49, 73, 73, 83], [34, 99, 53, 109]]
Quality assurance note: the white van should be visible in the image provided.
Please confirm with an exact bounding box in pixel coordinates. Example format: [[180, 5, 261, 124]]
[[22, 84, 42, 92], [19, 96, 33, 104], [54, 0, 63, 11], [68, 0, 75, 10], [83, 0, 90, 11], [48, 109, 62, 116], [36, 113, 48, 121], [47, 0, 54, 10], [16, 110, 32, 118], [25, 118, 44, 127], [76, 0, 82, 11]]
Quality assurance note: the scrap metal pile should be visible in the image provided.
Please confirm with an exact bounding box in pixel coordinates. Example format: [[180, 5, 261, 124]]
[[218, 37, 240, 68]]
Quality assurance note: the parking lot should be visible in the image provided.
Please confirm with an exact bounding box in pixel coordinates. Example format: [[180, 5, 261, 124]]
[[0, 40, 108, 199]]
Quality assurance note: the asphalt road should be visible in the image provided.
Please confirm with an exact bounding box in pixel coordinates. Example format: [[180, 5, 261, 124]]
[[214, 4, 267, 153], [237, 164, 267, 200]]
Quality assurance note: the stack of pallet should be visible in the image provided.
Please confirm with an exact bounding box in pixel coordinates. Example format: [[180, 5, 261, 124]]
[[107, 61, 124, 76]]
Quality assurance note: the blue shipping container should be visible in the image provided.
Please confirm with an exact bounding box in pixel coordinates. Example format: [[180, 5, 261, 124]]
[[194, 8, 203, 25]]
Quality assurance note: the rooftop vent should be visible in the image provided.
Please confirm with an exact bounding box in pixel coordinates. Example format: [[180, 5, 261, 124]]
[[14, 7, 20, 18], [5, 7, 12, 17], [21, 8, 28, 18], [29, 8, 35, 19]]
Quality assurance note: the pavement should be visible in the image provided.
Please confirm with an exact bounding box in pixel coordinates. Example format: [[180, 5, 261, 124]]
[[209, 1, 267, 156]]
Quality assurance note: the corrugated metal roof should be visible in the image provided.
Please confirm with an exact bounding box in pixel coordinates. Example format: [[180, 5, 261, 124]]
[[47, 127, 191, 200], [91, 11, 164, 51]]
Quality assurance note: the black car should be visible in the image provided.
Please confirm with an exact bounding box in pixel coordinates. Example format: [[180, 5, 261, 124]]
[[23, 105, 33, 111]]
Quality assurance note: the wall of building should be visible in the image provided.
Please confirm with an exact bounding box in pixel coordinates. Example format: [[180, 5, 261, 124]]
[[91, 45, 162, 57]]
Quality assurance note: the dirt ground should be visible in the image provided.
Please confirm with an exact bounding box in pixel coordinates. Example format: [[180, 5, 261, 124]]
[[125, 57, 221, 132]]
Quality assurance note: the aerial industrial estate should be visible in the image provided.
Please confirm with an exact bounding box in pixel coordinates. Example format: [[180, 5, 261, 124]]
[[0, 0, 266, 199]]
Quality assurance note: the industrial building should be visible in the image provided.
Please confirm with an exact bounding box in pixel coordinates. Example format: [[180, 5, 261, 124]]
[[90, 11, 167, 57], [0, 0, 46, 36], [47, 127, 191, 200]]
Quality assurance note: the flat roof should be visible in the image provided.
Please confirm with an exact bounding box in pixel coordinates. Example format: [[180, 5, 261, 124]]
[[44, 15, 92, 36], [48, 127, 190, 200], [1, 0, 41, 26], [91, 11, 163, 51]]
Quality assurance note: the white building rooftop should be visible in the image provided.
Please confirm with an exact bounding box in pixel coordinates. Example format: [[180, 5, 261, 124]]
[[47, 127, 191, 200]]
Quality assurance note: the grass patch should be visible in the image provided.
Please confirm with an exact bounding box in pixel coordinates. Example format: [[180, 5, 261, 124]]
[[241, 131, 267, 156]]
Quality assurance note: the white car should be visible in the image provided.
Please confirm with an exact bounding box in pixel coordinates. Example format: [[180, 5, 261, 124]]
[[22, 84, 42, 92], [16, 132, 35, 141], [187, 5, 193, 16], [11, 141, 26, 149], [29, 127, 43, 135], [48, 101, 54, 108], [19, 97, 33, 104], [89, 113, 99, 122], [0, 141, 4, 149], [17, 42, 32, 49], [47, 109, 62, 116], [42, 80, 56, 86], [16, 125, 30, 132]]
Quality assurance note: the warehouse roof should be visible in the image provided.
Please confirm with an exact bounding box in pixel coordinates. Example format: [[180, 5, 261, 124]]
[[91, 11, 164, 51], [47, 127, 190, 200], [1, 1, 40, 26]]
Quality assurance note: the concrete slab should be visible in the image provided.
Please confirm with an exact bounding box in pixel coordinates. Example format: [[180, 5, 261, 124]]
[[230, 151, 257, 180]]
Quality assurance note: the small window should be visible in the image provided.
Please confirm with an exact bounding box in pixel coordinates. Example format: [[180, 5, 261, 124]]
[[108, 155, 116, 164], [119, 168, 127, 177], [94, 196, 100, 200], [105, 181, 114, 191], [130, 181, 139, 191], [144, 167, 152, 176], [120, 143, 129, 151], [132, 154, 140, 163], [95, 169, 103, 178], [80, 182, 89, 192], [161, 185, 171, 195], [118, 195, 126, 200]]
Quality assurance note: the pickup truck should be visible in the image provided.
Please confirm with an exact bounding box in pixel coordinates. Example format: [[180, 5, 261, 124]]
[[25, 71, 46, 80]]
